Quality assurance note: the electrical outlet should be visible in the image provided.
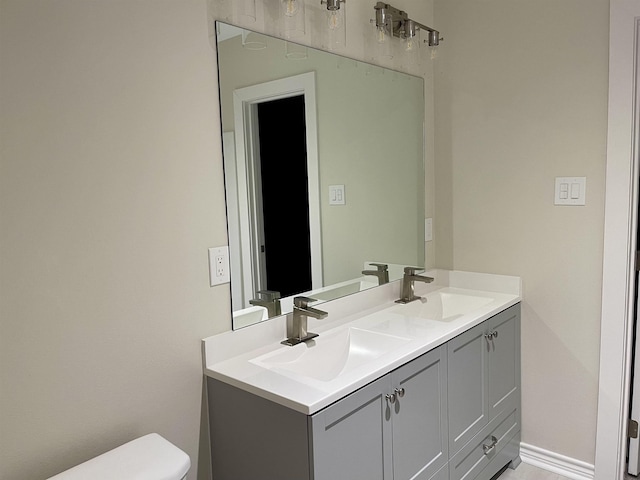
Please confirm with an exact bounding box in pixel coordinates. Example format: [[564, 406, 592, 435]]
[[425, 218, 433, 242], [209, 246, 230, 286]]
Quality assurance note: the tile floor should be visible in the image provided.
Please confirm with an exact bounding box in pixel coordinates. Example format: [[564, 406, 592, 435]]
[[497, 463, 571, 480]]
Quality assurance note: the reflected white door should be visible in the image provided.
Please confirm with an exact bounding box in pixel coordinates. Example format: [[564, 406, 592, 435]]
[[232, 72, 322, 307]]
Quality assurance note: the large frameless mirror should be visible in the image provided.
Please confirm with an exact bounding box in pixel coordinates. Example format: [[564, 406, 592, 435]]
[[216, 22, 426, 329]]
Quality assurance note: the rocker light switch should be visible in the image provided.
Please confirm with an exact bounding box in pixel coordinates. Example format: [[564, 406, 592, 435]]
[[555, 177, 586, 206], [329, 185, 346, 205]]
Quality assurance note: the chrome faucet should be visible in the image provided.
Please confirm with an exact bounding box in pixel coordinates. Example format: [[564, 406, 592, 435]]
[[249, 290, 281, 318], [282, 296, 328, 346], [361, 263, 389, 285], [395, 267, 434, 304]]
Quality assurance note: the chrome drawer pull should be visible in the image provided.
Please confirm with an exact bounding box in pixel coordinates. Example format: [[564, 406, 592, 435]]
[[482, 436, 498, 455], [394, 387, 405, 398], [385, 393, 397, 404]]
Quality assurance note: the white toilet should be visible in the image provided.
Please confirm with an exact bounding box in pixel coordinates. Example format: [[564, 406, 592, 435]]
[[47, 433, 191, 480]]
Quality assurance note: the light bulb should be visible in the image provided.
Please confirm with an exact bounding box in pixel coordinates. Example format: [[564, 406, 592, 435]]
[[283, 0, 299, 17], [405, 37, 416, 52], [327, 10, 342, 30], [377, 26, 387, 44]]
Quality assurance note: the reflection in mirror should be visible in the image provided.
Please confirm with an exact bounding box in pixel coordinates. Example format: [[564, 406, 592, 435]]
[[216, 22, 426, 329]]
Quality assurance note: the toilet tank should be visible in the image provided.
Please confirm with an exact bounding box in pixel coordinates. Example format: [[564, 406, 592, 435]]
[[47, 433, 191, 480]]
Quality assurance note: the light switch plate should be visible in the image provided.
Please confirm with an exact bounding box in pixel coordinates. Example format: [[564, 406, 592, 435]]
[[209, 246, 230, 286], [425, 218, 433, 242], [555, 177, 586, 206], [329, 185, 346, 205]]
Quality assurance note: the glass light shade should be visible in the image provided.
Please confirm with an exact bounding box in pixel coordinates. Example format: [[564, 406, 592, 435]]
[[324, 6, 346, 49], [404, 32, 419, 52], [376, 25, 388, 44], [214, 0, 256, 23], [236, 0, 257, 22], [403, 33, 420, 66], [214, 0, 233, 22], [281, 0, 306, 38], [242, 29, 267, 50], [285, 41, 308, 59], [374, 24, 393, 59]]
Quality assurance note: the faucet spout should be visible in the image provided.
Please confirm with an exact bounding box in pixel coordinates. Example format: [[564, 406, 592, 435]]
[[361, 263, 389, 285], [301, 305, 328, 320], [282, 296, 328, 346], [249, 290, 282, 318], [396, 267, 434, 304]]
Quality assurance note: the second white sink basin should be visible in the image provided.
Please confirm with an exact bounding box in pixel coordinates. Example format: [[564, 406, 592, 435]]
[[250, 327, 411, 382], [391, 291, 494, 321]]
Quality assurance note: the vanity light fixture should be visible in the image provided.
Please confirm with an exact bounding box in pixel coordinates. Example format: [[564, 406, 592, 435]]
[[281, 0, 306, 38], [372, 2, 441, 51], [321, 0, 346, 49]]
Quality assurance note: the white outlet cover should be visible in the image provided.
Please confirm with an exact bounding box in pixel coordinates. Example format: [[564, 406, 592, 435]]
[[425, 218, 433, 242], [209, 246, 230, 286]]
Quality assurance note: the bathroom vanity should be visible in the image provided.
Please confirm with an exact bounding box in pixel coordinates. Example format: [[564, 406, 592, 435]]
[[202, 270, 521, 480]]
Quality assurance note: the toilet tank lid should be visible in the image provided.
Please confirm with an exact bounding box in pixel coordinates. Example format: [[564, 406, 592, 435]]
[[47, 433, 191, 480]]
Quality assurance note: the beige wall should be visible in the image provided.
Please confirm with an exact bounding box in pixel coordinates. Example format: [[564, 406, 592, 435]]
[[1, 0, 607, 477], [434, 0, 609, 464], [0, 1, 434, 479], [0, 1, 227, 479]]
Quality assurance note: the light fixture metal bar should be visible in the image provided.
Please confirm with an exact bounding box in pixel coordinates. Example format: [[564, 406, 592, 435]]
[[373, 1, 441, 46]]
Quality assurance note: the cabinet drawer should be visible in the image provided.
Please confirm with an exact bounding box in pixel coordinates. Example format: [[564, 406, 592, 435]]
[[449, 411, 519, 480]]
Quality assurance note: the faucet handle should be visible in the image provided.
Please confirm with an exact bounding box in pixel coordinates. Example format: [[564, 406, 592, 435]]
[[403, 266, 423, 275], [367, 263, 389, 271], [293, 296, 318, 309], [256, 289, 281, 301]]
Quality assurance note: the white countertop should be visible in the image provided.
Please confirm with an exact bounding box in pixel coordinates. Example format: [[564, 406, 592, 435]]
[[202, 270, 521, 415]]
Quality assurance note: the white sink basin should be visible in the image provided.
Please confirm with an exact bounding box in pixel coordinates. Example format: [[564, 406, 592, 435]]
[[391, 291, 494, 321], [250, 327, 411, 382], [310, 280, 376, 301], [233, 305, 269, 328]]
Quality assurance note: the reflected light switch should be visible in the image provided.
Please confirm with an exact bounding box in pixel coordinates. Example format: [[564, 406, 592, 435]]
[[329, 185, 346, 205]]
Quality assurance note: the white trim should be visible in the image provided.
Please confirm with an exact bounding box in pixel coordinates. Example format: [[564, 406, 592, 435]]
[[595, 2, 640, 478], [520, 443, 595, 480], [231, 72, 322, 309], [222, 131, 244, 308]]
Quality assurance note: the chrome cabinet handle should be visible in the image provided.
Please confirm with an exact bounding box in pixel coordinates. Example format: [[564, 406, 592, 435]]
[[485, 331, 499, 340], [482, 435, 498, 455], [385, 393, 397, 404], [394, 387, 405, 398]]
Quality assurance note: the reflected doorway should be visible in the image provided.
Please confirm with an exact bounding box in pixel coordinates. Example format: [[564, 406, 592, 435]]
[[256, 96, 312, 297], [228, 72, 322, 311]]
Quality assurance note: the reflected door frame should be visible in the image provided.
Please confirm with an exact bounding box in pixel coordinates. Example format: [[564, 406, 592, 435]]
[[231, 72, 322, 308]]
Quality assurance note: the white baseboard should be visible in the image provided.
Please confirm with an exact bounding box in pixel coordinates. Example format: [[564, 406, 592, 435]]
[[520, 442, 595, 480]]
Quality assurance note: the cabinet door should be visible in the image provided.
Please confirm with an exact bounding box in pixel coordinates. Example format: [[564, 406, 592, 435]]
[[391, 346, 448, 480], [486, 304, 520, 422], [447, 321, 488, 455], [310, 375, 393, 480]]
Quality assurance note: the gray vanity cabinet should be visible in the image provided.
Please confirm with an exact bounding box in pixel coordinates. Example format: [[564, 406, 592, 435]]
[[447, 304, 521, 480], [311, 346, 448, 480], [206, 303, 520, 480]]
